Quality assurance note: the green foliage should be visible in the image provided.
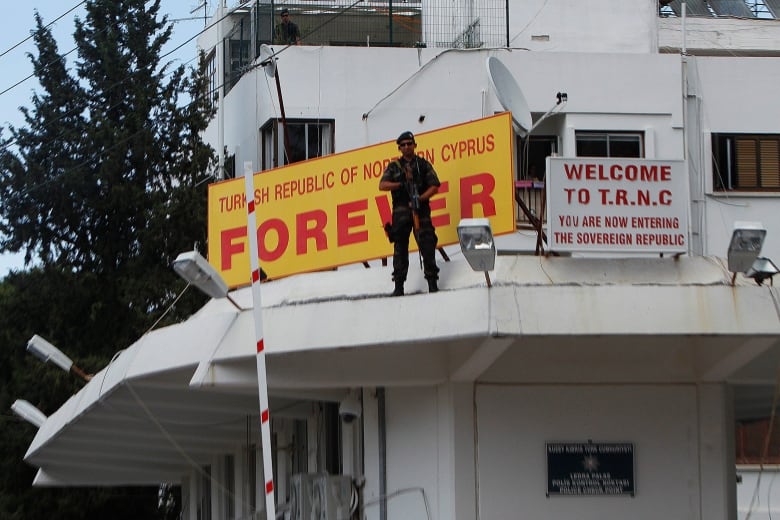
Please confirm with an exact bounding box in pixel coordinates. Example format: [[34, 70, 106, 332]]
[[0, 0, 215, 517]]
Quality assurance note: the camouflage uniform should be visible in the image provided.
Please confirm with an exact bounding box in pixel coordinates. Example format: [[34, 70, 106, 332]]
[[381, 155, 441, 286]]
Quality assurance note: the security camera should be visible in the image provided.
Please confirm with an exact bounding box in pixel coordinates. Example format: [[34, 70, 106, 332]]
[[339, 391, 362, 423]]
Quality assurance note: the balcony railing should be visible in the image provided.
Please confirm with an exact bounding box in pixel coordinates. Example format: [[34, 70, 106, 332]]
[[227, 0, 508, 53], [515, 180, 546, 228]]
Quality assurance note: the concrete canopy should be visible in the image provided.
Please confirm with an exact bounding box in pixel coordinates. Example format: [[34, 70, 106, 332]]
[[21, 253, 780, 486]]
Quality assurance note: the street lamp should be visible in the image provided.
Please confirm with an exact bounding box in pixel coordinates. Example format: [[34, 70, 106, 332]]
[[457, 218, 497, 287], [172, 250, 243, 310], [27, 334, 92, 382], [727, 221, 767, 284], [11, 399, 47, 428]]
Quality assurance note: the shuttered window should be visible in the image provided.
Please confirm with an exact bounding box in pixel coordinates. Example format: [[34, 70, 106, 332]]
[[713, 134, 780, 191]]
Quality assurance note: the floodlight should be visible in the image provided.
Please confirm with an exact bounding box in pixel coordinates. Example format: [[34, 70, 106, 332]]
[[11, 399, 47, 428], [172, 250, 246, 310], [458, 218, 496, 287], [26, 335, 93, 382], [746, 257, 779, 286], [172, 250, 229, 299], [727, 221, 766, 274], [27, 334, 73, 373]]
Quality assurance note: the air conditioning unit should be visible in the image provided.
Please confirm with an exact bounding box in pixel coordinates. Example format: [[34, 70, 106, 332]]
[[315, 475, 351, 520], [290, 474, 319, 520], [289, 474, 352, 520]]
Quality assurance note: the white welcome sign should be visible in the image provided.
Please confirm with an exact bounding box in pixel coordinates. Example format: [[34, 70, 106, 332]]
[[546, 157, 688, 254]]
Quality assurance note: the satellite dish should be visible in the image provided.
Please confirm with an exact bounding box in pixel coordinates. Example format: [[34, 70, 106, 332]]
[[486, 57, 533, 137], [259, 44, 277, 78]]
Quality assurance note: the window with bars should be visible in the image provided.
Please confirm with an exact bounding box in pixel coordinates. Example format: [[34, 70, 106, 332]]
[[261, 119, 334, 170], [206, 50, 217, 110], [713, 134, 780, 191], [575, 131, 644, 158]]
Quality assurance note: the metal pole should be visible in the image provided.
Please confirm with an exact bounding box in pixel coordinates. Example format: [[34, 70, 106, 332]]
[[505, 0, 510, 47], [274, 71, 292, 164], [244, 162, 276, 520], [389, 0, 394, 45]]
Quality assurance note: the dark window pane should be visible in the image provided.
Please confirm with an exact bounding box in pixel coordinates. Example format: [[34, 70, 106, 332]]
[[608, 135, 641, 158], [576, 135, 608, 157], [286, 124, 307, 164]]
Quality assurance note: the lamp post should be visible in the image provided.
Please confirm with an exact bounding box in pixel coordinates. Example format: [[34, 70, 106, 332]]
[[457, 218, 497, 287], [26, 334, 92, 382]]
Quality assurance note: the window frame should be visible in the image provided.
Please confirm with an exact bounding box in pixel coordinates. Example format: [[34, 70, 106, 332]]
[[517, 134, 558, 181], [575, 131, 645, 158], [261, 118, 335, 170], [205, 50, 217, 111], [712, 133, 780, 191]]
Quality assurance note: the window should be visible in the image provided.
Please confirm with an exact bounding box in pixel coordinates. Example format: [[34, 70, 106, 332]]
[[222, 455, 235, 520], [205, 50, 217, 110], [713, 134, 780, 191], [261, 119, 334, 170], [518, 135, 558, 180], [227, 38, 250, 91], [576, 131, 644, 158], [198, 465, 212, 520]]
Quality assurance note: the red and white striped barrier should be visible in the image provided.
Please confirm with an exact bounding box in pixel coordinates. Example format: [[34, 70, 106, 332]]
[[244, 164, 276, 520]]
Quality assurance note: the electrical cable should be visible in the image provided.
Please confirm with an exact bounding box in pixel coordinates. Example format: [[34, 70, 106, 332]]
[[361, 487, 432, 520], [2, 0, 365, 197], [0, 2, 86, 60]]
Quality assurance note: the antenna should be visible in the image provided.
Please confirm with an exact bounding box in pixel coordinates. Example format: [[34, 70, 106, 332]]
[[486, 57, 533, 138], [259, 44, 277, 78]]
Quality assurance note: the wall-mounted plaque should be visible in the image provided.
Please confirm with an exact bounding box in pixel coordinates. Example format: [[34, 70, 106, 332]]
[[546, 441, 635, 497]]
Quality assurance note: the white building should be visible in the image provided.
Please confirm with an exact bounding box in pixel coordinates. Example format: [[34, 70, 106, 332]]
[[17, 1, 780, 520]]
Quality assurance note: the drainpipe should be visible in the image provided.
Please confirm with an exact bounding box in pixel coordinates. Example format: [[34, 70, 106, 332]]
[[377, 387, 387, 520], [217, 0, 225, 180]]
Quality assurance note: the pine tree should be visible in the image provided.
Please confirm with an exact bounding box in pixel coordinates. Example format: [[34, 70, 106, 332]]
[[0, 0, 215, 345], [0, 1, 216, 517]]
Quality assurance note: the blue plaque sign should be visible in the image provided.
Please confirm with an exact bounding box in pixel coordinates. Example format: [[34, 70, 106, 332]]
[[546, 441, 635, 497]]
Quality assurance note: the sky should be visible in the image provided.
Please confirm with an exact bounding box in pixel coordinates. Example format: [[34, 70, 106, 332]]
[[0, 0, 214, 277]]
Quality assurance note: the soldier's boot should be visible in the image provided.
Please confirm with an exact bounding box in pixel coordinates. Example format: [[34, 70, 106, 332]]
[[392, 280, 405, 297], [427, 278, 438, 293]]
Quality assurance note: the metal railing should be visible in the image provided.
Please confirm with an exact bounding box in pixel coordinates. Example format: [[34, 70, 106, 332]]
[[515, 180, 546, 229], [227, 0, 507, 53]]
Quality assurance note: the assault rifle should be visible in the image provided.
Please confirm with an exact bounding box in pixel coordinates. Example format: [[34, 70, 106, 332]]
[[403, 163, 424, 269]]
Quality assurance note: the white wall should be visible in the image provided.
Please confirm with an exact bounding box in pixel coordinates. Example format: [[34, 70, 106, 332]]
[[659, 17, 780, 55], [688, 56, 780, 264], [361, 384, 476, 520], [475, 384, 732, 520], [738, 468, 780, 520], [385, 387, 442, 520], [505, 0, 658, 53], [363, 382, 734, 520], [213, 47, 685, 170]]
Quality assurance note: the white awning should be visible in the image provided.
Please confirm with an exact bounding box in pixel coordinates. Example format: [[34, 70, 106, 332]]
[[21, 254, 780, 486]]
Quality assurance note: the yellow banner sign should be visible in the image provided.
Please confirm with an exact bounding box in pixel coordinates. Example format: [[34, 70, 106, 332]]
[[208, 113, 515, 286]]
